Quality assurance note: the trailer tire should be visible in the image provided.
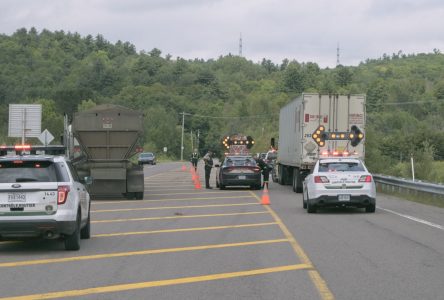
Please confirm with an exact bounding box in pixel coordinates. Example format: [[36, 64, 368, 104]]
[[292, 171, 297, 192], [135, 192, 144, 200], [278, 165, 284, 185]]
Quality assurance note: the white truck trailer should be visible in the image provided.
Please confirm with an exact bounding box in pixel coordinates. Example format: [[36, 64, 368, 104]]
[[275, 93, 366, 192]]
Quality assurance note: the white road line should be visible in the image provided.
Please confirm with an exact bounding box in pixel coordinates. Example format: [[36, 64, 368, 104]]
[[378, 207, 444, 231]]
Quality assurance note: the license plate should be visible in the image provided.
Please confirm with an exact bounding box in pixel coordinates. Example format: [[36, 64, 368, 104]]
[[238, 175, 246, 180], [338, 194, 350, 201], [8, 193, 26, 202]]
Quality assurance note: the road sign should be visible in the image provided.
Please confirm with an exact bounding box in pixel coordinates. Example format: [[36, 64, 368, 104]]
[[8, 104, 42, 139], [38, 129, 54, 145]]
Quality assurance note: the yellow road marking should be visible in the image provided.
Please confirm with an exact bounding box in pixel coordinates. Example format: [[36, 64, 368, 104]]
[[92, 195, 254, 205], [0, 241, 22, 245], [0, 239, 288, 268], [93, 211, 268, 224], [92, 202, 260, 213], [145, 184, 195, 188], [249, 191, 335, 300], [93, 222, 278, 238], [144, 191, 249, 196], [0, 264, 310, 300]]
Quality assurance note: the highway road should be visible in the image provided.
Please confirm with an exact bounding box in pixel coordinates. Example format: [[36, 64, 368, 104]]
[[0, 162, 443, 300]]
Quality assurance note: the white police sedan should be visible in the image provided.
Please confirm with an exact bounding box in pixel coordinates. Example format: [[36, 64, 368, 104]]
[[303, 157, 376, 213]]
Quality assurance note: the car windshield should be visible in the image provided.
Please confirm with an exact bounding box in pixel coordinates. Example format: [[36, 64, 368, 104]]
[[318, 161, 365, 172], [224, 157, 256, 167], [141, 153, 153, 157], [0, 160, 61, 183]]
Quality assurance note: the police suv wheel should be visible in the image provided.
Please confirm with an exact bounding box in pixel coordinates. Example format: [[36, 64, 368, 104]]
[[65, 211, 81, 250]]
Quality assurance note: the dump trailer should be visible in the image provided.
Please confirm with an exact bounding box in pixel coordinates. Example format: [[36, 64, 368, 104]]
[[276, 93, 366, 193], [71, 104, 144, 199]]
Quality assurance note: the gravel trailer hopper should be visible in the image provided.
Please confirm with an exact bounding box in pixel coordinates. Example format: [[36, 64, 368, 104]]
[[71, 104, 144, 199]]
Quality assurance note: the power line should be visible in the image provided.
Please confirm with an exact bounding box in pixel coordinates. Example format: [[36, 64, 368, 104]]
[[186, 113, 279, 119], [369, 100, 441, 106]]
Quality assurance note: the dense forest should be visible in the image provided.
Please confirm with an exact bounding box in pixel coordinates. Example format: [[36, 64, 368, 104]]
[[1, 28, 443, 182]]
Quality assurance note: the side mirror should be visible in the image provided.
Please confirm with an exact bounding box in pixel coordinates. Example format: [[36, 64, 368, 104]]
[[84, 176, 93, 185]]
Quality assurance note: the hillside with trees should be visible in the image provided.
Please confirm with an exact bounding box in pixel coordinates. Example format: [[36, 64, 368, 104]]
[[0, 28, 443, 182]]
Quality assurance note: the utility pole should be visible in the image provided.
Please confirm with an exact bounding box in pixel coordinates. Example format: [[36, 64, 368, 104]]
[[197, 129, 200, 152], [191, 129, 194, 151], [180, 112, 190, 161]]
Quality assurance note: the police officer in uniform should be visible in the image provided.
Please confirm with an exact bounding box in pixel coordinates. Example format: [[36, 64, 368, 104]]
[[190, 149, 199, 172], [203, 150, 213, 189], [256, 155, 270, 189]]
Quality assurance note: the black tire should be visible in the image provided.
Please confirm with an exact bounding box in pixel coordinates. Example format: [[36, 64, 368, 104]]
[[278, 165, 284, 185], [302, 190, 308, 209], [135, 192, 144, 200], [65, 211, 81, 250], [125, 192, 135, 200], [272, 171, 278, 183], [80, 211, 91, 240], [307, 199, 316, 213], [365, 203, 376, 213], [219, 184, 225, 190], [292, 171, 297, 192]]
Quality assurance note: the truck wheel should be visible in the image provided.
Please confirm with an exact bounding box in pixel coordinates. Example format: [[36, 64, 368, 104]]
[[292, 171, 297, 192], [135, 192, 144, 200], [278, 166, 284, 185], [65, 211, 81, 250], [125, 192, 135, 200]]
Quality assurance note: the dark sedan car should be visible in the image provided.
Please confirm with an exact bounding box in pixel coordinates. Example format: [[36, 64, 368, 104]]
[[215, 156, 261, 190], [138, 152, 156, 165]]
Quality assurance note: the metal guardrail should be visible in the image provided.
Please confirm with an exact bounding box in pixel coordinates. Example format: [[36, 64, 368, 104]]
[[373, 174, 444, 199]]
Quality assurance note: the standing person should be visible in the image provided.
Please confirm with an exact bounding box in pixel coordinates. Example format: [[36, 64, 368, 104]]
[[190, 149, 199, 172], [203, 150, 213, 189], [256, 155, 270, 189]]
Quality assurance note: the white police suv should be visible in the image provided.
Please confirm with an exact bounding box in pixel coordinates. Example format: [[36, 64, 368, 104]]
[[303, 157, 376, 213], [0, 154, 91, 250]]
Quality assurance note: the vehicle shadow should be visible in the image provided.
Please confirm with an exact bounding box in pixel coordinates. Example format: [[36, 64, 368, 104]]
[[312, 207, 371, 214]]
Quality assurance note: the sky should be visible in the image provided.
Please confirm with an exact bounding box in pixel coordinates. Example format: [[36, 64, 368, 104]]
[[1, 0, 444, 68]]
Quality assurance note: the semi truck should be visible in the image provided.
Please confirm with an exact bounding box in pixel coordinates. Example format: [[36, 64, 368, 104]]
[[69, 104, 145, 199], [275, 93, 366, 193]]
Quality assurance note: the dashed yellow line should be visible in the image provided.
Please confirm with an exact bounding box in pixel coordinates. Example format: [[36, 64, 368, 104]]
[[92, 195, 254, 205], [93, 222, 278, 238], [0, 264, 310, 300], [92, 211, 269, 224], [91, 202, 260, 213], [249, 191, 335, 300], [144, 191, 250, 196], [0, 239, 288, 268]]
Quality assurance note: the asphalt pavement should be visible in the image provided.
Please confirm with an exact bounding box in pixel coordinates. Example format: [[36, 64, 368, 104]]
[[0, 161, 443, 300]]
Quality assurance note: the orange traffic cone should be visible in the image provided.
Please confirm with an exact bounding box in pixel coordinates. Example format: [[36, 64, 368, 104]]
[[195, 180, 202, 189], [261, 185, 270, 205]]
